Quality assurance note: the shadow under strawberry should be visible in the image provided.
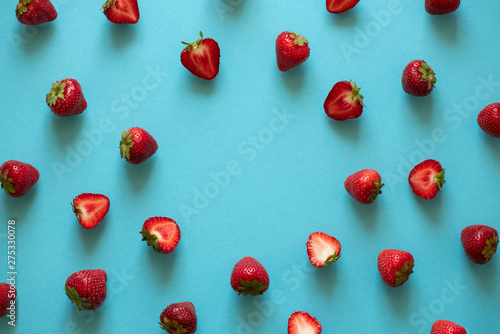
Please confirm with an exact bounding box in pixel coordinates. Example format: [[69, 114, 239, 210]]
[[64, 300, 104, 333], [123, 159, 156, 194], [405, 94, 435, 125], [312, 263, 340, 299], [109, 24, 137, 49], [382, 279, 413, 315], [188, 75, 217, 95], [465, 254, 498, 294], [78, 215, 108, 251], [481, 135, 500, 164], [327, 117, 361, 140], [146, 246, 178, 286], [412, 190, 444, 223], [348, 199, 380, 230], [428, 14, 459, 44], [3, 184, 38, 219], [280, 66, 306, 93], [329, 9, 359, 27], [18, 23, 54, 54], [50, 115, 85, 148]]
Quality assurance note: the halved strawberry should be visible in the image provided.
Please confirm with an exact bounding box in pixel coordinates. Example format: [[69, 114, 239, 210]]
[[408, 159, 445, 200], [306, 232, 341, 268], [326, 0, 360, 14], [141, 217, 181, 254], [72, 193, 110, 229], [180, 31, 220, 80], [324, 80, 364, 121], [288, 311, 322, 334], [101, 0, 139, 24]]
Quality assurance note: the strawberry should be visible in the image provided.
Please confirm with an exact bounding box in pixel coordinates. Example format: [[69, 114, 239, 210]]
[[324, 80, 364, 120], [306, 232, 341, 268], [377, 249, 414, 287], [0, 283, 16, 318], [326, 0, 360, 14], [344, 169, 383, 204], [141, 217, 181, 254], [65, 269, 107, 311], [477, 103, 500, 138], [119, 127, 158, 164], [288, 311, 322, 334], [402, 60, 436, 96], [461, 225, 498, 264], [180, 31, 220, 80], [71, 193, 110, 230], [46, 79, 87, 117], [0, 160, 39, 198], [101, 0, 139, 24], [230, 256, 269, 296], [408, 159, 445, 200], [16, 0, 57, 25], [275, 31, 310, 72], [425, 0, 460, 15], [159, 302, 197, 334], [431, 320, 467, 334]]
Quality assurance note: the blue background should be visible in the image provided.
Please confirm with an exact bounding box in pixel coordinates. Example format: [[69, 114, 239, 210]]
[[1, 0, 499, 333]]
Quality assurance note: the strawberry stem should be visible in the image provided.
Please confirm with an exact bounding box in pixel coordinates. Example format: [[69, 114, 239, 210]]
[[64, 286, 92, 311], [119, 130, 134, 160], [482, 235, 499, 263], [288, 31, 308, 46], [181, 31, 204, 52], [418, 61, 437, 90], [0, 169, 15, 195], [434, 169, 446, 191], [349, 80, 364, 106], [367, 181, 384, 202], [46, 81, 67, 106]]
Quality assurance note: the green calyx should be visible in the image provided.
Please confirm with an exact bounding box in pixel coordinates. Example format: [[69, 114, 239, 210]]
[[16, 0, 34, 17], [288, 31, 308, 47], [394, 260, 414, 287], [140, 228, 161, 252], [419, 61, 437, 90], [0, 169, 15, 195], [367, 181, 384, 203], [101, 0, 117, 11], [349, 80, 364, 106], [46, 81, 67, 106], [159, 317, 188, 334], [64, 286, 91, 311], [482, 235, 499, 263], [71, 200, 82, 219], [119, 130, 134, 160], [434, 169, 446, 191], [237, 279, 267, 296], [181, 31, 204, 52], [325, 252, 341, 266]]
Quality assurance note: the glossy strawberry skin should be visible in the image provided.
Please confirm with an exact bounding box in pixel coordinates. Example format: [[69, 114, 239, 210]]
[[120, 127, 158, 164], [402, 60, 436, 96], [425, 0, 460, 15], [0, 160, 39, 198], [159, 302, 197, 334], [230, 257, 269, 296], [461, 225, 498, 264], [431, 320, 467, 334], [0, 283, 16, 318], [326, 0, 360, 14], [344, 169, 383, 204], [65, 269, 107, 311], [16, 0, 57, 25], [477, 103, 500, 137], [46, 79, 87, 117], [377, 249, 414, 287], [181, 32, 220, 80], [275, 31, 310, 72]]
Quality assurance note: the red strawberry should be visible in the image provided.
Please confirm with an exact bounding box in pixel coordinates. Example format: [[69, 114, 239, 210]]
[[408, 159, 445, 200], [288, 311, 322, 334], [119, 127, 158, 164], [230, 256, 269, 296], [159, 302, 197, 334], [402, 60, 436, 96], [344, 169, 383, 204], [141, 217, 181, 254], [461, 225, 498, 264], [477, 103, 500, 138], [16, 0, 57, 25], [101, 0, 139, 24], [431, 320, 467, 334], [0, 283, 16, 318], [377, 249, 414, 287], [46, 79, 87, 117], [72, 193, 110, 230], [425, 0, 460, 15], [180, 31, 220, 80], [275, 31, 310, 72], [324, 80, 364, 120], [326, 0, 360, 14], [0, 160, 39, 198], [65, 269, 107, 311], [306, 232, 341, 268]]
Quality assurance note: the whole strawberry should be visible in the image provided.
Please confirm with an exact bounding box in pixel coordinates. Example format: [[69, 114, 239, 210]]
[[275, 31, 310, 72], [402, 60, 436, 96], [141, 217, 181, 254], [0, 283, 16, 318], [16, 0, 57, 25], [431, 320, 467, 334], [324, 80, 364, 121], [344, 169, 384, 204], [0, 160, 39, 198], [461, 225, 498, 264], [65, 269, 107, 311], [477, 103, 500, 137], [181, 31, 220, 80], [230, 256, 269, 296], [46, 79, 87, 117], [159, 302, 197, 334], [408, 159, 445, 200], [120, 127, 158, 164], [425, 0, 460, 15], [377, 249, 414, 287]]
